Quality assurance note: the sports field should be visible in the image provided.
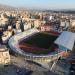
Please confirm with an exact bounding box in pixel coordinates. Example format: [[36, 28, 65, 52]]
[[19, 32, 58, 54]]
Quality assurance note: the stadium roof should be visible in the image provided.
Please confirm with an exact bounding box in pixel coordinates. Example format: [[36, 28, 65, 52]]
[[54, 31, 75, 51]]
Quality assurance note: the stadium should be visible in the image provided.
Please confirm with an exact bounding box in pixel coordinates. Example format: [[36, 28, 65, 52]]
[[8, 28, 69, 62]]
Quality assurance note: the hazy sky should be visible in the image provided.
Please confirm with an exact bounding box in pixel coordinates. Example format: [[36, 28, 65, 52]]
[[0, 0, 75, 9]]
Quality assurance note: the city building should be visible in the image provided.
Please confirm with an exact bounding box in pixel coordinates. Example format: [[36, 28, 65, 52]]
[[34, 20, 42, 28], [2, 31, 12, 43], [40, 24, 52, 31], [0, 45, 10, 65], [70, 19, 75, 27]]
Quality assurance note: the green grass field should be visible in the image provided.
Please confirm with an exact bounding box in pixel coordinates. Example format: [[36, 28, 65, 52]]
[[19, 32, 58, 54], [25, 32, 58, 49]]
